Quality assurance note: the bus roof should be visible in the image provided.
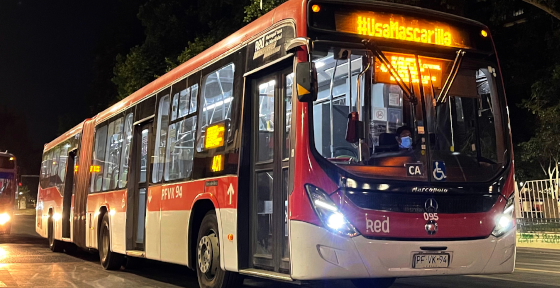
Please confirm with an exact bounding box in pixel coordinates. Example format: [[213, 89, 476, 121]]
[[0, 151, 15, 158], [44, 121, 85, 152], [314, 0, 487, 29]]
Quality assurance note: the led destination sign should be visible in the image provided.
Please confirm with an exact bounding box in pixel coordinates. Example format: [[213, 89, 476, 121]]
[[335, 11, 470, 49], [374, 52, 446, 88]]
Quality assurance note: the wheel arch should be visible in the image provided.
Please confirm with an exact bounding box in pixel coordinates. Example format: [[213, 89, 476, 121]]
[[96, 205, 108, 250], [188, 198, 217, 269]]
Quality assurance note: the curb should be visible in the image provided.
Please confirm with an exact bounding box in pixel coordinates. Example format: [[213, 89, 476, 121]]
[[517, 232, 560, 250]]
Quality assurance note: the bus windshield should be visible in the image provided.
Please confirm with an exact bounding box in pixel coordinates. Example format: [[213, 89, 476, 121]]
[[311, 48, 506, 182]]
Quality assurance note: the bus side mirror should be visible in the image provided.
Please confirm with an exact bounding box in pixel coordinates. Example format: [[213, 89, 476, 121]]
[[296, 62, 317, 102]]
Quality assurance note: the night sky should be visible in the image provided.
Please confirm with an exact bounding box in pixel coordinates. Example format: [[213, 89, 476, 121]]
[[0, 1, 140, 175]]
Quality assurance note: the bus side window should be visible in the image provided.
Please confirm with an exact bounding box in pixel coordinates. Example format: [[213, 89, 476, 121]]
[[91, 125, 108, 193], [164, 84, 198, 181], [197, 63, 235, 152], [118, 113, 134, 189], [103, 117, 124, 191], [153, 94, 171, 183], [41, 150, 52, 188], [57, 142, 70, 193], [50, 147, 61, 188]]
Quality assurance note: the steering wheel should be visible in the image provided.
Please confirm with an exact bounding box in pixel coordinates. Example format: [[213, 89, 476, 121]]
[[333, 147, 358, 163]]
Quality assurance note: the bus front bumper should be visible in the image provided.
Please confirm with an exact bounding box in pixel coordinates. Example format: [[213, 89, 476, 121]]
[[290, 220, 515, 280]]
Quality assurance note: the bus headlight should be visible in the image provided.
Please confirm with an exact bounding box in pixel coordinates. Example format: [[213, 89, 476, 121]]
[[491, 194, 515, 237], [0, 213, 10, 225], [305, 184, 359, 237], [52, 213, 61, 221]]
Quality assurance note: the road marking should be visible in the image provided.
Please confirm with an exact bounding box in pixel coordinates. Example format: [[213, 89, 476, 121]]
[[544, 260, 560, 263], [516, 262, 560, 269], [516, 267, 560, 274], [467, 275, 560, 286]]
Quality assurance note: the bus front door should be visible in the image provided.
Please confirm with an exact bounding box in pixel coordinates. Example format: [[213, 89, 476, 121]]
[[249, 69, 293, 273]]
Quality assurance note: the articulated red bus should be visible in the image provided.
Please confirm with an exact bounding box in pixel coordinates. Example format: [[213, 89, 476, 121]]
[[0, 152, 16, 235], [37, 1, 516, 287]]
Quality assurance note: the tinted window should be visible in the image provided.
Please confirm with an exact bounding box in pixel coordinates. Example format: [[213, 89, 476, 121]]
[[153, 94, 170, 183], [58, 143, 69, 184], [50, 147, 61, 187], [119, 113, 134, 188], [103, 117, 124, 191], [197, 64, 235, 151], [40, 151, 52, 187], [91, 125, 108, 192], [165, 116, 197, 181]]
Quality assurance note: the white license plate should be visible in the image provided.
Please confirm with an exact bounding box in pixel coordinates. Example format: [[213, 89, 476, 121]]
[[412, 253, 450, 268]]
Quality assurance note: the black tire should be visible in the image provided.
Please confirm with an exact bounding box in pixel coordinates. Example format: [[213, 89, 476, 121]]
[[352, 278, 396, 288], [48, 216, 63, 252], [196, 211, 242, 288], [64, 243, 78, 255], [98, 213, 124, 270]]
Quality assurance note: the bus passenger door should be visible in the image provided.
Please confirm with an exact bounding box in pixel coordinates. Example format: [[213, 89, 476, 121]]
[[61, 150, 76, 238], [126, 121, 152, 251], [249, 68, 292, 273]]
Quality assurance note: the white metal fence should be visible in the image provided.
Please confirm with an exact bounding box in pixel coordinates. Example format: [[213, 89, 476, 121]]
[[515, 179, 559, 219]]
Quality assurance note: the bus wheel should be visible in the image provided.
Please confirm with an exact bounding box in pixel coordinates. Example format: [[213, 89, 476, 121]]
[[48, 216, 63, 252], [98, 213, 123, 270], [352, 278, 396, 288], [196, 211, 241, 288]]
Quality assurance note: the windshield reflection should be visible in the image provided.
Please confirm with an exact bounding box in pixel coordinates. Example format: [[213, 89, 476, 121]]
[[311, 48, 506, 182]]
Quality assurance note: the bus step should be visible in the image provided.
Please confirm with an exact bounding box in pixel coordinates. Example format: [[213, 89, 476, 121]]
[[238, 268, 294, 283], [125, 250, 146, 258]]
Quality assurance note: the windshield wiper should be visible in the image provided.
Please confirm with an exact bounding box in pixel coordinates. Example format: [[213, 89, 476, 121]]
[[436, 50, 465, 105], [362, 39, 417, 105]]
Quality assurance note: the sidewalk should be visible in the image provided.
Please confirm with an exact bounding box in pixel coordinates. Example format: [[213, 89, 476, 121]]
[[517, 232, 560, 250], [13, 208, 36, 216]]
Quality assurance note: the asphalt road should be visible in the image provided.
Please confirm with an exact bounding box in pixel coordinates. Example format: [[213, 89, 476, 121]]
[[0, 213, 559, 287]]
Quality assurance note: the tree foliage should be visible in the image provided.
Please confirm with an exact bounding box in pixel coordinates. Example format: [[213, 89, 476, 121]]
[[522, 0, 560, 20], [244, 0, 288, 23], [112, 0, 250, 99], [518, 65, 560, 184], [166, 36, 216, 72]]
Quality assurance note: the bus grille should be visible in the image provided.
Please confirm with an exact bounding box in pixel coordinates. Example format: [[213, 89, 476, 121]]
[[345, 192, 499, 214]]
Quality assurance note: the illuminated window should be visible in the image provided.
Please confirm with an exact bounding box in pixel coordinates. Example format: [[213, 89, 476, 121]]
[[102, 117, 124, 191], [50, 147, 60, 187], [91, 125, 108, 193], [118, 113, 134, 188], [165, 116, 197, 181], [197, 63, 235, 152], [153, 94, 170, 184], [58, 143, 69, 184]]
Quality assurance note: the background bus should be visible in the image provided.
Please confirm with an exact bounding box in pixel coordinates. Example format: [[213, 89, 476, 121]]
[[0, 152, 17, 235], [37, 1, 515, 288]]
